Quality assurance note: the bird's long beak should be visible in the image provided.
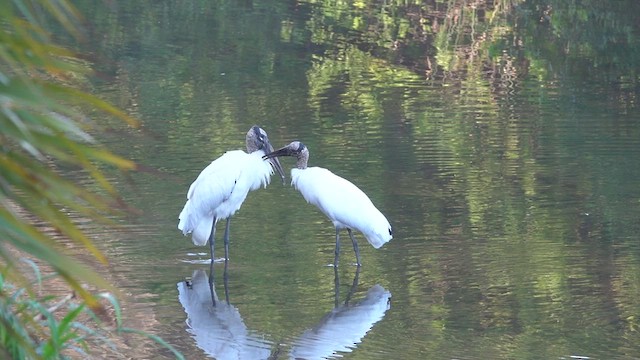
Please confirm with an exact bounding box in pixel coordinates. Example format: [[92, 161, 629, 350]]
[[263, 146, 289, 159], [264, 139, 286, 184]]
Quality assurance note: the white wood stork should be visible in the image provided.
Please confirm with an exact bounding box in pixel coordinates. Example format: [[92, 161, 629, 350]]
[[263, 141, 392, 266], [178, 126, 285, 263]]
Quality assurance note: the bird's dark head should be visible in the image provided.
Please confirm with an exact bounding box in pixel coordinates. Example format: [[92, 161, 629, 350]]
[[263, 141, 309, 169], [246, 125, 269, 152], [246, 125, 285, 182]]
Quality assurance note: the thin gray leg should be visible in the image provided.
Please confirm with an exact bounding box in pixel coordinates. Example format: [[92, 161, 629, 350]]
[[207, 269, 217, 307], [333, 265, 340, 308], [347, 228, 361, 267], [223, 217, 231, 261], [334, 228, 341, 267], [223, 257, 230, 304], [208, 217, 217, 266], [345, 266, 360, 305], [208, 217, 217, 306]]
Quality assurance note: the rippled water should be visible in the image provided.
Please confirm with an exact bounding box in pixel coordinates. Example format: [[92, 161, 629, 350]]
[[57, 0, 640, 359], [95, 77, 640, 359]]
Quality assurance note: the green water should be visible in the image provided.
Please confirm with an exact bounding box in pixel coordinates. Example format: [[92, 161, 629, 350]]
[[64, 0, 640, 358]]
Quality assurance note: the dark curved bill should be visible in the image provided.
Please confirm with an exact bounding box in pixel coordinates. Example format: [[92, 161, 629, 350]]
[[263, 146, 291, 160], [264, 140, 286, 183]]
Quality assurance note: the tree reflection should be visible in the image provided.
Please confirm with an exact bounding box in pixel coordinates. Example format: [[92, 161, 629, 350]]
[[69, 0, 640, 357]]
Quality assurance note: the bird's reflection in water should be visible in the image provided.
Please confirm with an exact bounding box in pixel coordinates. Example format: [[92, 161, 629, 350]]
[[290, 268, 392, 360], [177, 269, 272, 360]]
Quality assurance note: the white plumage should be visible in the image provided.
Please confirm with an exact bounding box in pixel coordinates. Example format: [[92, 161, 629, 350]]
[[178, 150, 273, 246], [264, 141, 392, 266], [178, 126, 284, 261], [291, 167, 391, 249]]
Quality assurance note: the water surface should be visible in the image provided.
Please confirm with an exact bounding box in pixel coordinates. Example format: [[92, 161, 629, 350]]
[[65, 0, 640, 358]]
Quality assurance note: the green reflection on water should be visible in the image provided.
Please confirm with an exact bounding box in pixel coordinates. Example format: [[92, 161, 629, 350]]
[[60, 0, 640, 358]]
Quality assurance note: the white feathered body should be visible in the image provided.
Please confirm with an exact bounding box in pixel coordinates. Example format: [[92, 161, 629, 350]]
[[178, 150, 274, 246], [291, 167, 392, 249]]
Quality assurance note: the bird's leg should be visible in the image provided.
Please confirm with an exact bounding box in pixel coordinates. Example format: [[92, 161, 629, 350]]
[[223, 255, 230, 304], [207, 269, 217, 307], [208, 217, 217, 266], [333, 265, 340, 308], [347, 228, 361, 267], [334, 228, 341, 267], [223, 217, 231, 261], [208, 217, 217, 307], [345, 266, 360, 306], [222, 220, 230, 304]]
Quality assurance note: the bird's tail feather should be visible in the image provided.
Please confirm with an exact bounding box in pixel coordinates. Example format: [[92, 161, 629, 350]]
[[191, 218, 213, 246], [364, 220, 393, 249], [178, 201, 192, 234], [366, 232, 392, 249], [178, 201, 212, 246]]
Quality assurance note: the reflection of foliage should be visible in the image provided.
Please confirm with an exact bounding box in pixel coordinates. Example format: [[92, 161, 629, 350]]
[[300, 0, 640, 357], [64, 0, 640, 357], [519, 0, 640, 80]]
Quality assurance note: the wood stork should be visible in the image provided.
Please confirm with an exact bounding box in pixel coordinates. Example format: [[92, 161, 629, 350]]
[[178, 126, 285, 263], [263, 141, 392, 266]]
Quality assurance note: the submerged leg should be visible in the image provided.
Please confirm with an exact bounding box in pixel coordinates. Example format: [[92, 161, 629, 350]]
[[347, 228, 361, 267], [207, 268, 217, 307], [207, 218, 217, 306], [345, 266, 361, 306], [222, 256, 230, 304], [334, 228, 341, 267], [222, 218, 231, 303], [223, 218, 231, 261]]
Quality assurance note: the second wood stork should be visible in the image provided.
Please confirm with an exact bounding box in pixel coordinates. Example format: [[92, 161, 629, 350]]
[[263, 141, 392, 266], [178, 126, 285, 263]]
